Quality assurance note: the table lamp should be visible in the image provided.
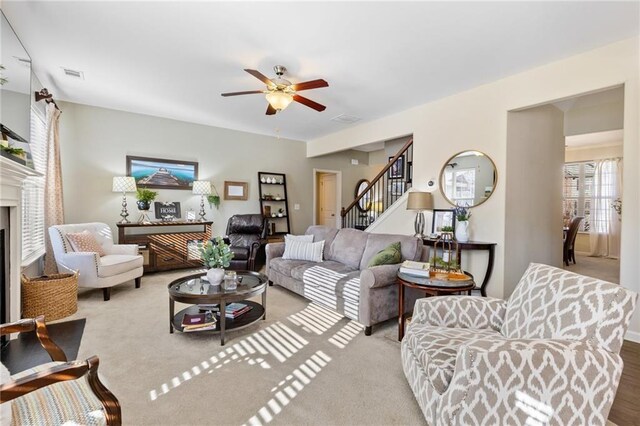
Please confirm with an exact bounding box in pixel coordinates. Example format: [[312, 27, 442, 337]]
[[192, 181, 212, 221], [406, 191, 433, 238], [112, 176, 137, 224]]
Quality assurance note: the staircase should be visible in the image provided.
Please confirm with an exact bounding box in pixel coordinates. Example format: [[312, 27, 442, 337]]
[[341, 138, 413, 229]]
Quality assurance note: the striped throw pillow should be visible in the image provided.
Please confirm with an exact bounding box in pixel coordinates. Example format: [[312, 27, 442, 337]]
[[282, 240, 324, 262], [65, 230, 106, 256], [285, 234, 314, 243]]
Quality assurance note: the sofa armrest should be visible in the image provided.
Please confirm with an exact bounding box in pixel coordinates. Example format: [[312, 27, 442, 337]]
[[360, 264, 401, 289], [411, 296, 506, 331], [57, 252, 100, 280], [265, 242, 286, 274], [108, 244, 139, 256], [438, 339, 622, 425]]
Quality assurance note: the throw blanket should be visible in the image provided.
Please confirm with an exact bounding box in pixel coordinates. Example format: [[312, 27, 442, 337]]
[[302, 266, 360, 321]]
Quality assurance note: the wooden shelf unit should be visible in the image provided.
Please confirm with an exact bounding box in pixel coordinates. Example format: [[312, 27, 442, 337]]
[[258, 172, 291, 236], [117, 221, 212, 272]]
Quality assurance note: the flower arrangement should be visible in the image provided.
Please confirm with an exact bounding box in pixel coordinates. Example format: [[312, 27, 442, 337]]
[[454, 204, 472, 222], [199, 236, 234, 269]]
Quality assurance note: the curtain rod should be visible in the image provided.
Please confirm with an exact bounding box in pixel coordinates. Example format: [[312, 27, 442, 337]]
[[34, 88, 61, 111]]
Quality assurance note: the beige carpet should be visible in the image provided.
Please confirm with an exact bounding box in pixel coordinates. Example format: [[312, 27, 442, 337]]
[[565, 253, 620, 283], [64, 269, 424, 425]]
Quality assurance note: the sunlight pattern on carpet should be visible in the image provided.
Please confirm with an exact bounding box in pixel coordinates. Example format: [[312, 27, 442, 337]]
[[328, 320, 364, 348], [148, 322, 308, 401], [243, 351, 332, 426], [287, 303, 344, 335]]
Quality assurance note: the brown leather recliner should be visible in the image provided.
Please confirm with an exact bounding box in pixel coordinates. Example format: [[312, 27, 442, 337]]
[[223, 214, 268, 271]]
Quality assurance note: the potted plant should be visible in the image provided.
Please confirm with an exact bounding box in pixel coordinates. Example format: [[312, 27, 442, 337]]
[[454, 204, 472, 242], [135, 188, 158, 211], [199, 237, 234, 285], [207, 194, 221, 210], [277, 208, 284, 217]]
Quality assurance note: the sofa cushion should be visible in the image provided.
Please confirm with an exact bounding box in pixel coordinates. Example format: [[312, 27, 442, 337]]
[[269, 258, 311, 278], [367, 241, 402, 267], [327, 228, 369, 270], [404, 325, 501, 394], [283, 240, 324, 262], [360, 233, 421, 270], [285, 234, 314, 243], [291, 260, 357, 281], [502, 263, 635, 353], [98, 254, 143, 278], [305, 226, 339, 259]]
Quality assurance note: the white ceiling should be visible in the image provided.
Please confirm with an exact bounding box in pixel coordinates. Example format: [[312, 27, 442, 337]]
[[565, 129, 624, 148], [3, 1, 638, 141]]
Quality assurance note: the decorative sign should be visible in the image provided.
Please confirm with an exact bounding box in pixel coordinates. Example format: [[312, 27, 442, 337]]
[[154, 202, 181, 220]]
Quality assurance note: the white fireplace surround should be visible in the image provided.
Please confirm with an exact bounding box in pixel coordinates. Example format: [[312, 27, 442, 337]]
[[0, 155, 41, 326]]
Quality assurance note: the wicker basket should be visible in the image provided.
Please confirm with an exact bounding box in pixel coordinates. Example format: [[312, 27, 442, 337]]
[[21, 272, 78, 321]]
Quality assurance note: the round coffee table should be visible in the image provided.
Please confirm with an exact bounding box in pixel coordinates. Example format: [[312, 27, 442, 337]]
[[168, 270, 267, 345], [396, 271, 475, 341]]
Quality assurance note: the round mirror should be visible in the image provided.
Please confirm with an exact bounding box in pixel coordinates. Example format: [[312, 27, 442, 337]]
[[355, 179, 371, 211], [439, 151, 497, 207]]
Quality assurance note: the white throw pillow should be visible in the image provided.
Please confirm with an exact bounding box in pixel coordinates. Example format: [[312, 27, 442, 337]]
[[0, 361, 11, 425], [285, 234, 314, 243], [283, 240, 324, 262]]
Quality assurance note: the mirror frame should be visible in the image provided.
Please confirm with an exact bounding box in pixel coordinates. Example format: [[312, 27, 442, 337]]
[[355, 179, 371, 212], [439, 150, 498, 208]]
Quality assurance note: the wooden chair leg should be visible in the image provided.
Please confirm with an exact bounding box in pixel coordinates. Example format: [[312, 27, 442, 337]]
[[135, 277, 141, 288], [103, 288, 111, 301]]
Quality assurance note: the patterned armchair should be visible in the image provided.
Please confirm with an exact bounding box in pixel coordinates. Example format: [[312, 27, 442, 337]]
[[401, 263, 637, 425]]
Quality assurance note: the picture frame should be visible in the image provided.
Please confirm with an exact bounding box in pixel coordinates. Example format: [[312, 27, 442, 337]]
[[154, 202, 181, 220], [126, 155, 198, 190], [224, 181, 248, 200], [388, 155, 405, 179], [390, 181, 405, 196], [431, 209, 456, 234]]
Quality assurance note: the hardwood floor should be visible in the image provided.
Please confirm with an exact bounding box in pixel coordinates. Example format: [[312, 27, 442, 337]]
[[609, 339, 640, 425]]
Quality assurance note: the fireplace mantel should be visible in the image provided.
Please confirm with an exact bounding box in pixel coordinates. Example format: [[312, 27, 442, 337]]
[[0, 155, 42, 325]]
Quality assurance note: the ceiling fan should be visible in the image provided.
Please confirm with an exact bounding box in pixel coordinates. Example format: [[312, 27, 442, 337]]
[[221, 65, 328, 115]]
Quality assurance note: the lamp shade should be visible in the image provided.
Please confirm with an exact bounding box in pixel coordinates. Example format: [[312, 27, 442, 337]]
[[112, 176, 137, 193], [192, 180, 212, 195], [406, 191, 433, 210], [266, 92, 293, 111]]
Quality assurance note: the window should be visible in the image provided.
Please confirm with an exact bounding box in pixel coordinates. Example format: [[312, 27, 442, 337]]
[[444, 168, 476, 205], [563, 161, 616, 233], [22, 107, 47, 263]]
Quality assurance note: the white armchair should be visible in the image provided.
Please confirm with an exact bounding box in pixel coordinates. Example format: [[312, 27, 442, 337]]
[[49, 223, 143, 301], [401, 263, 637, 425]]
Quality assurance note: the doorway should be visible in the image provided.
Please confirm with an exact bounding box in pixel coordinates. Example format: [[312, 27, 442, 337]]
[[313, 169, 341, 228]]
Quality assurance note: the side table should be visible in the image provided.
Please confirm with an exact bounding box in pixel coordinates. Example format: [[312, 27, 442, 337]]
[[397, 271, 475, 341]]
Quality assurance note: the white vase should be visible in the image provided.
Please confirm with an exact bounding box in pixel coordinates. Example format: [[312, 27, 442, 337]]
[[455, 221, 470, 242], [206, 268, 225, 285]]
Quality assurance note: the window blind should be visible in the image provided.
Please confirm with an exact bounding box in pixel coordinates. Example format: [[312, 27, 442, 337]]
[[22, 107, 47, 263]]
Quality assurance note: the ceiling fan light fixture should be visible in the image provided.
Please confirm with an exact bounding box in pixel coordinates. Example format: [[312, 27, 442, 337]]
[[266, 91, 293, 111]]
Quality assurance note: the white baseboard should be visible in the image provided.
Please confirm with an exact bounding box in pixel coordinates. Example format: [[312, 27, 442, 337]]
[[625, 330, 640, 343]]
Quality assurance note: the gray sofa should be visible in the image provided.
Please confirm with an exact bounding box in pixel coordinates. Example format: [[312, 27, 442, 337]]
[[266, 226, 422, 335]]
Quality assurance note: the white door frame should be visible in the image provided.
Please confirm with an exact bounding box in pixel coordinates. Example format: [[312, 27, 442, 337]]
[[313, 169, 342, 229]]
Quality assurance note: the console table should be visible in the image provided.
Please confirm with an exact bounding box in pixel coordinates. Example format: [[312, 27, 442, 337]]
[[117, 221, 212, 272], [422, 238, 496, 296]]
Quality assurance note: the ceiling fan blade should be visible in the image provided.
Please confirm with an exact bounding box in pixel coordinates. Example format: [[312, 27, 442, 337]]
[[244, 69, 275, 87], [293, 94, 326, 112], [291, 79, 329, 92], [221, 90, 264, 97], [266, 104, 277, 115]]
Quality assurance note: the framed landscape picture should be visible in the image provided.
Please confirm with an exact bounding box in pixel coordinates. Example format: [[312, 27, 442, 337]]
[[432, 209, 455, 234], [126, 156, 198, 190]]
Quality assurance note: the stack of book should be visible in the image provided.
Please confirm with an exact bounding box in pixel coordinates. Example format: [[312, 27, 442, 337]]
[[181, 313, 216, 332], [225, 303, 253, 319], [399, 260, 430, 277]]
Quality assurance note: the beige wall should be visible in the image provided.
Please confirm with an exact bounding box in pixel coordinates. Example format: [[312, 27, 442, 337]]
[[564, 100, 624, 136], [505, 105, 565, 294], [306, 37, 640, 340], [58, 102, 374, 238]]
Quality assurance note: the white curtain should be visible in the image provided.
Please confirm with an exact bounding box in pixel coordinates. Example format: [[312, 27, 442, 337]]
[[44, 103, 65, 274], [589, 158, 622, 258]]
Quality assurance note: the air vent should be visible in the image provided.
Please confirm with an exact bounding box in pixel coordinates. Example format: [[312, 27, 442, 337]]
[[331, 114, 361, 124], [62, 68, 84, 79]]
